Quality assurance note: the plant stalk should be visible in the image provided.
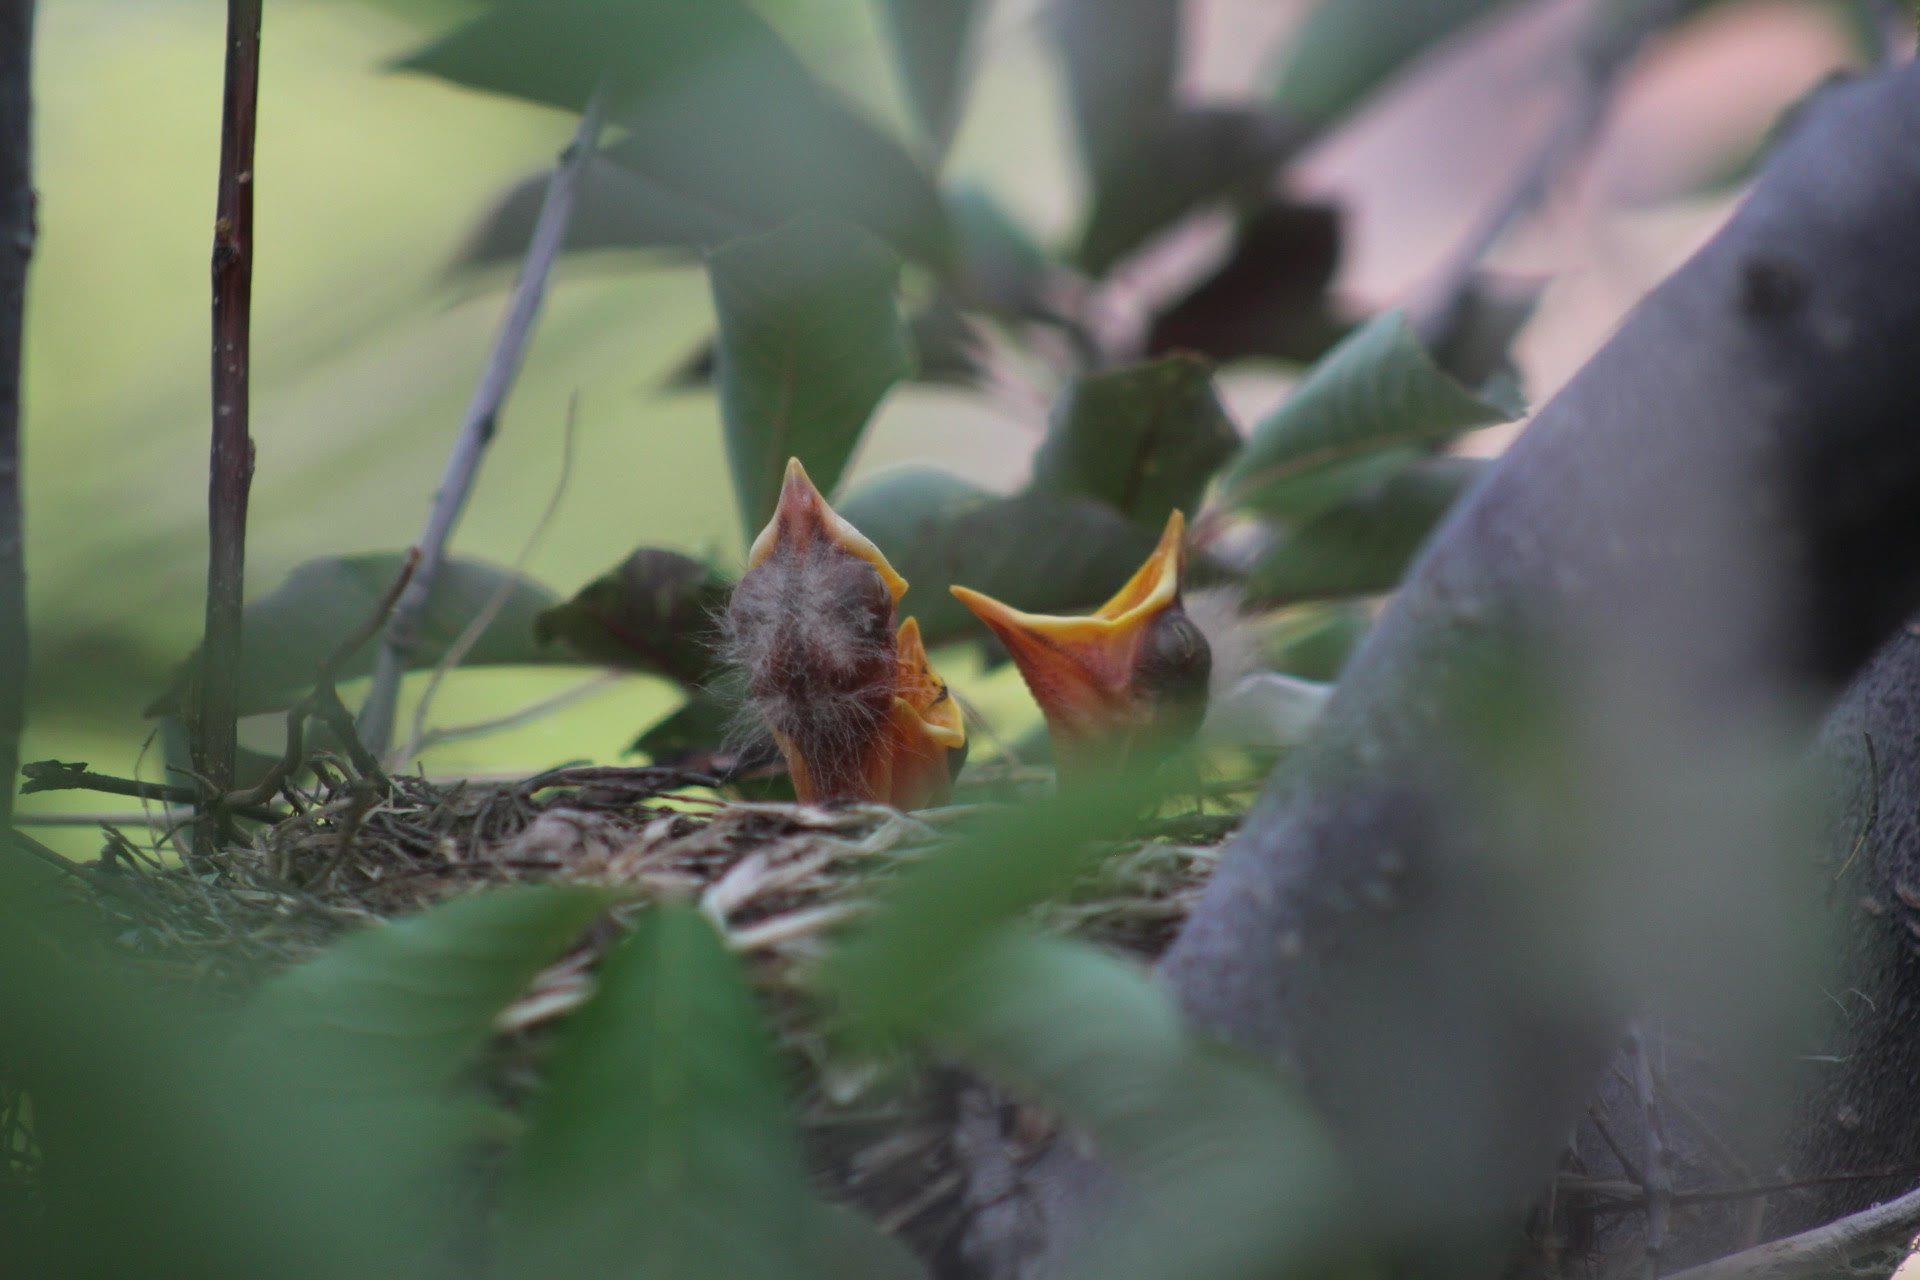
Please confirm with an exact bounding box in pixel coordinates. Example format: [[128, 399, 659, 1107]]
[[0, 0, 35, 826]]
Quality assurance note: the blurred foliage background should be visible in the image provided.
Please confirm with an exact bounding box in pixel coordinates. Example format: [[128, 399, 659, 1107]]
[[14, 0, 1880, 823]]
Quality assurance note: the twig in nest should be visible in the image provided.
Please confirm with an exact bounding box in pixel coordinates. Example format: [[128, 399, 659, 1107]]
[[19, 761, 281, 824], [361, 87, 607, 754], [1666, 1179, 1920, 1280], [224, 550, 417, 808]]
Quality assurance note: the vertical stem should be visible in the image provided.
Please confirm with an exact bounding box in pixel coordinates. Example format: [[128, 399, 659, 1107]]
[[0, 0, 35, 827], [195, 0, 262, 822]]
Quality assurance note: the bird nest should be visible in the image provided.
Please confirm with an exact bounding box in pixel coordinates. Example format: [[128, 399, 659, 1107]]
[[51, 761, 1240, 1260]]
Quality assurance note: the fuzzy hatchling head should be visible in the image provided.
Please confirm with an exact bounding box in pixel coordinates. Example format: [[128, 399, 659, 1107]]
[[726, 459, 964, 806], [949, 510, 1210, 781]]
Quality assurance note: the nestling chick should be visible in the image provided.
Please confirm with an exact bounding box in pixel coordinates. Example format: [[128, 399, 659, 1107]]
[[950, 510, 1210, 781], [726, 458, 965, 806]]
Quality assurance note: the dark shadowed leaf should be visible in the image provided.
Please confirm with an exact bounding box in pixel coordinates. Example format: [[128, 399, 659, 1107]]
[[713, 219, 915, 541], [536, 548, 732, 686], [837, 470, 1159, 643], [1270, 0, 1522, 125], [1077, 107, 1304, 275], [494, 905, 831, 1280], [1420, 273, 1543, 409], [403, 0, 952, 267], [881, 0, 986, 157], [1246, 456, 1489, 604], [933, 934, 1348, 1280], [148, 553, 561, 717], [1146, 201, 1348, 364], [1217, 310, 1520, 519], [1031, 355, 1240, 531]]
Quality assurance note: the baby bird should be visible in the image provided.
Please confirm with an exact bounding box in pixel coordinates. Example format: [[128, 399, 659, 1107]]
[[950, 511, 1211, 781], [726, 459, 965, 806]]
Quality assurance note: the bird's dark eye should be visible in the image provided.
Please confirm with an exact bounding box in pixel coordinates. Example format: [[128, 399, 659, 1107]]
[[1135, 609, 1211, 710]]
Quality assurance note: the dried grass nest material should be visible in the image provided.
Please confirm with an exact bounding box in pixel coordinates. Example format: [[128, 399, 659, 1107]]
[[68, 763, 1237, 1260]]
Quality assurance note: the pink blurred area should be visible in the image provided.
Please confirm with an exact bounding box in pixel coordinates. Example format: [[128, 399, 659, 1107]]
[[1200, 0, 1877, 442]]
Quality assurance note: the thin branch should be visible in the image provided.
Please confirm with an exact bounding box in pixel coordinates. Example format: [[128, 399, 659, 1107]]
[[1666, 1181, 1920, 1280], [409, 671, 621, 756], [1416, 0, 1693, 351], [18, 761, 279, 823], [0, 0, 33, 827], [359, 87, 606, 754], [193, 0, 263, 831], [396, 391, 580, 765]]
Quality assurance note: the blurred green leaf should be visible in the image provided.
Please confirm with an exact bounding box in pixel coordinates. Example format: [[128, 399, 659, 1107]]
[[1270, 0, 1523, 125], [1052, 0, 1180, 188], [537, 548, 733, 686], [493, 905, 831, 1280], [240, 886, 605, 1094], [881, 0, 985, 156], [714, 219, 914, 542], [1078, 107, 1302, 275], [935, 933, 1350, 1280], [1247, 456, 1488, 604], [947, 184, 1055, 318], [148, 553, 561, 718], [1146, 201, 1348, 365], [409, 0, 952, 269], [1259, 601, 1371, 681], [823, 778, 1152, 1035], [1218, 310, 1520, 520], [456, 157, 756, 267], [837, 471, 1159, 643], [1032, 355, 1240, 532]]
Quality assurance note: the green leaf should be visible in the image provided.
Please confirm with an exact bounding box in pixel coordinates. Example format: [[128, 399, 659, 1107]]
[[231, 887, 608, 1270], [1052, 0, 1180, 187], [823, 779, 1153, 1035], [1146, 201, 1348, 365], [836, 470, 1160, 643], [241, 886, 607, 1095], [1077, 107, 1301, 275], [947, 184, 1055, 318], [1258, 601, 1371, 681], [409, 0, 952, 269], [713, 219, 914, 542], [1270, 0, 1523, 125], [494, 905, 829, 1280], [1247, 456, 1488, 604], [934, 934, 1348, 1280], [1032, 354, 1241, 532], [881, 0, 986, 156], [1218, 310, 1520, 520], [147, 553, 561, 717], [537, 548, 733, 686]]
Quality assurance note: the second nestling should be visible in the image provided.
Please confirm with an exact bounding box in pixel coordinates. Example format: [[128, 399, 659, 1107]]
[[726, 458, 1211, 807]]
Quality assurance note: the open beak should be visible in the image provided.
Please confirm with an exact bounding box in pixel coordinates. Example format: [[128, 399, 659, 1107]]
[[868, 617, 967, 808], [950, 510, 1209, 777], [747, 458, 907, 602], [734, 459, 962, 807]]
